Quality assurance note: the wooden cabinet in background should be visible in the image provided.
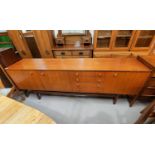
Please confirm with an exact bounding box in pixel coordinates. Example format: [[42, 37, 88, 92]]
[[7, 30, 32, 58], [53, 30, 93, 58], [0, 48, 21, 87], [131, 30, 155, 52], [33, 30, 55, 58], [94, 30, 155, 58]]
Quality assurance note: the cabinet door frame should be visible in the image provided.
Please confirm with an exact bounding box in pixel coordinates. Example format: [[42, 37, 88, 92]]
[[7, 30, 32, 58], [111, 30, 136, 51], [32, 30, 54, 58], [130, 30, 155, 51], [93, 30, 114, 51]]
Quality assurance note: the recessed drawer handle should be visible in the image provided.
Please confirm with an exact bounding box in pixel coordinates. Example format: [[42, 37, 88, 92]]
[[79, 52, 83, 55], [76, 78, 79, 82], [61, 52, 65, 55]]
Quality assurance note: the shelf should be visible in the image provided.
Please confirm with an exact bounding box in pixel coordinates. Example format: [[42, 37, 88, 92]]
[[97, 36, 111, 39], [146, 87, 155, 89], [116, 35, 131, 38], [138, 35, 153, 39], [0, 42, 12, 44]]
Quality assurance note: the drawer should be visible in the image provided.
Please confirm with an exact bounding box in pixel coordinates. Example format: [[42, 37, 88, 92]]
[[72, 50, 91, 56], [72, 72, 98, 83], [53, 51, 72, 56]]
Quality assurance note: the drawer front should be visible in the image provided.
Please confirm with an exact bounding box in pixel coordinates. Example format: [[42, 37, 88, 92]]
[[72, 50, 91, 56], [69, 71, 149, 95], [70, 71, 100, 93], [53, 51, 72, 56]]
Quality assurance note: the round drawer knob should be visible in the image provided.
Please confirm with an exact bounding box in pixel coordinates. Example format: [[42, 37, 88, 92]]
[[76, 78, 79, 82], [40, 72, 45, 76], [113, 73, 118, 77], [97, 79, 101, 82], [98, 73, 102, 77], [97, 84, 101, 88], [75, 72, 79, 76]]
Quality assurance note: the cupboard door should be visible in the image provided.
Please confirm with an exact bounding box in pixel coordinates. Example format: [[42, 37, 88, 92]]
[[112, 30, 136, 50], [94, 30, 114, 50], [7, 30, 32, 58], [38, 71, 72, 92], [131, 30, 155, 51], [33, 30, 54, 58], [7, 70, 43, 90], [98, 72, 150, 95]]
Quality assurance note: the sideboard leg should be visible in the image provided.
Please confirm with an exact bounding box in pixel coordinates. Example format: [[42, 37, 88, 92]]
[[113, 95, 119, 104], [128, 96, 137, 107], [36, 93, 41, 100], [24, 90, 30, 97]]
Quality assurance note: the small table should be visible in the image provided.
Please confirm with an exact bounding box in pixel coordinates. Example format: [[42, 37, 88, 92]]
[[0, 94, 55, 124]]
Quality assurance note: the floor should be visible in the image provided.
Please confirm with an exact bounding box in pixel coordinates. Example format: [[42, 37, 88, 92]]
[[0, 88, 148, 124]]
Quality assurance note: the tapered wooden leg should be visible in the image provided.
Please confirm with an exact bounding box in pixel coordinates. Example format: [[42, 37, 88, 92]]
[[113, 95, 119, 104], [24, 90, 30, 97], [7, 86, 16, 97], [36, 93, 41, 100], [128, 95, 137, 107]]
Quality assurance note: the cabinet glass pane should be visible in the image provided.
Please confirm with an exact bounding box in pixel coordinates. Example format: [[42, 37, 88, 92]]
[[135, 30, 155, 47], [115, 30, 132, 47], [97, 30, 112, 48]]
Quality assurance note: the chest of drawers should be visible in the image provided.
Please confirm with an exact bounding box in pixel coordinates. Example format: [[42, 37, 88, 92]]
[[6, 58, 150, 97]]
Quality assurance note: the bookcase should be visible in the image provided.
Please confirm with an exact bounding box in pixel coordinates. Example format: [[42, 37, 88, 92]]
[[94, 30, 155, 58]]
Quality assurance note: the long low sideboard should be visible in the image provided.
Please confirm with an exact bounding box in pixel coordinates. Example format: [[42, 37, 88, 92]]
[[5, 58, 151, 106]]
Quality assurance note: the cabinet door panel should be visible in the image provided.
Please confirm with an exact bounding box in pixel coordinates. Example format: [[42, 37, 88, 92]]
[[33, 30, 54, 58], [94, 30, 114, 50], [99, 72, 149, 95], [131, 30, 155, 51], [112, 30, 136, 50], [7, 30, 32, 58], [7, 70, 43, 90], [38, 71, 72, 92]]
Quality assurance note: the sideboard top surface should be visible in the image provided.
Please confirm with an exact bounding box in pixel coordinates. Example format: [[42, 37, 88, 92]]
[[6, 58, 150, 72]]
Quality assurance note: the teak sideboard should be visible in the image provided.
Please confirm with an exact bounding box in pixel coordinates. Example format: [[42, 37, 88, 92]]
[[5, 58, 151, 106]]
